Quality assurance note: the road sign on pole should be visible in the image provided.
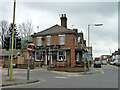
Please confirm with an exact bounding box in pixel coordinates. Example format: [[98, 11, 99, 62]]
[[27, 45, 32, 54], [27, 44, 32, 80]]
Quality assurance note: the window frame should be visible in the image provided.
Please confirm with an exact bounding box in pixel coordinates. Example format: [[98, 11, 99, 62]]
[[47, 36, 51, 45], [59, 35, 65, 45], [37, 37, 42, 46], [77, 36, 81, 43], [57, 51, 66, 61], [35, 51, 44, 61]]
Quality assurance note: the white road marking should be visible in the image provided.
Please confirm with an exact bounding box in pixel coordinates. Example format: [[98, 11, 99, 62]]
[[54, 74, 83, 79], [66, 74, 83, 77], [54, 76, 69, 79]]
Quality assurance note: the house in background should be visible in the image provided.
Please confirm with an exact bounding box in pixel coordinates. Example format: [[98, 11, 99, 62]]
[[100, 55, 110, 61], [112, 50, 119, 61], [31, 14, 87, 68]]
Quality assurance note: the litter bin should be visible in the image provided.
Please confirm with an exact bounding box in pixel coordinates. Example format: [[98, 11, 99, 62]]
[[13, 64, 16, 68]]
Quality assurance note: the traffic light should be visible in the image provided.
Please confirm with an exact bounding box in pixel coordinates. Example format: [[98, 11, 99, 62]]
[[4, 36, 10, 50], [9, 23, 17, 37], [16, 37, 21, 49]]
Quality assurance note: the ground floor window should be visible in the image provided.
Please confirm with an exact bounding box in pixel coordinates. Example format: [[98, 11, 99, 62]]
[[57, 51, 66, 61], [35, 51, 45, 61], [76, 52, 79, 62]]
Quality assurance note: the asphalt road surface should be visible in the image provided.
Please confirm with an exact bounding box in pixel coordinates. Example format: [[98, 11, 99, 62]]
[[3, 64, 119, 88]]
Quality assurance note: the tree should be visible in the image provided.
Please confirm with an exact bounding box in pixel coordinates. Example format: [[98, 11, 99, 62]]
[[18, 20, 33, 49], [0, 20, 8, 49]]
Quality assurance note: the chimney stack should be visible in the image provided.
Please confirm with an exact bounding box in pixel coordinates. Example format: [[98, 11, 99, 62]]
[[60, 14, 67, 28]]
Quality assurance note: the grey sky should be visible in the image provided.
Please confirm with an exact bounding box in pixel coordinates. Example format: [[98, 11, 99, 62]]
[[0, 1, 118, 58]]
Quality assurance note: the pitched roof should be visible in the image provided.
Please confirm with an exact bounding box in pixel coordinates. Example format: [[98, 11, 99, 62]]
[[31, 24, 75, 37]]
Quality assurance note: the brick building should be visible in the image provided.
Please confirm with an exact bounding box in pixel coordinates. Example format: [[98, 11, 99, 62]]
[[31, 14, 86, 67]]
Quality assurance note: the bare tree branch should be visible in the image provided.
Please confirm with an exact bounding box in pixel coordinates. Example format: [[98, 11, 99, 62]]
[[18, 20, 33, 49], [0, 20, 8, 48]]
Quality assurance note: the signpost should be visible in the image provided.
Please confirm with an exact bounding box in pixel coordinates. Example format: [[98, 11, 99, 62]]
[[27, 44, 32, 80]]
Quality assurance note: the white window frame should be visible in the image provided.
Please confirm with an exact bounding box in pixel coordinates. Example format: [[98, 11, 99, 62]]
[[47, 36, 51, 45], [57, 51, 66, 61], [37, 37, 42, 46], [59, 34, 65, 45], [77, 36, 80, 43], [35, 51, 43, 61], [76, 52, 79, 61]]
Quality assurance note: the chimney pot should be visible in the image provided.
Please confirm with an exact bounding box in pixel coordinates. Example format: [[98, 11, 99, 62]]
[[60, 14, 67, 28], [64, 14, 66, 17]]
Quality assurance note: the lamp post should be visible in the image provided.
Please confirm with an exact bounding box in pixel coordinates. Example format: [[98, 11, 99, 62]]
[[88, 24, 103, 71], [109, 49, 112, 61], [91, 43, 96, 62], [109, 49, 112, 54]]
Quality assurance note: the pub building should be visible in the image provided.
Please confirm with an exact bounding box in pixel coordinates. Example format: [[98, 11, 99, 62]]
[[31, 14, 86, 67]]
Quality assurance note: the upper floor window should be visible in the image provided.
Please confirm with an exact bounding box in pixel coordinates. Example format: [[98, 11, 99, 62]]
[[59, 35, 65, 45], [77, 36, 80, 43], [37, 37, 42, 46], [47, 36, 51, 45]]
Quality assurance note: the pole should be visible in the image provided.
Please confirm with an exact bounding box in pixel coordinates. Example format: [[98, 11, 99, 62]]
[[83, 51, 86, 74], [27, 53, 30, 80], [84, 59, 86, 74], [88, 25, 90, 71], [8, 36, 11, 76], [10, 0, 16, 81], [49, 47, 50, 71]]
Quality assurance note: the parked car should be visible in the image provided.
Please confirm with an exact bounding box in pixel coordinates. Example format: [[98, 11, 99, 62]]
[[113, 60, 118, 65], [116, 61, 120, 67], [110, 61, 114, 65], [101, 60, 107, 65], [94, 61, 101, 68]]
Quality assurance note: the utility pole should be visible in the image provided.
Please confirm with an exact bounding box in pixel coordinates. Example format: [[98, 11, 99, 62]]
[[87, 24, 103, 71], [88, 25, 90, 71], [10, 0, 16, 81]]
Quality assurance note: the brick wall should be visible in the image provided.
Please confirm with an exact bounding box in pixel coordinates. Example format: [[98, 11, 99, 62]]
[[32, 34, 77, 67], [32, 34, 75, 47]]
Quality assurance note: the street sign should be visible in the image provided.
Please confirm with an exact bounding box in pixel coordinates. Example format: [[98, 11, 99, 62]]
[[27, 45, 32, 54], [87, 54, 92, 56]]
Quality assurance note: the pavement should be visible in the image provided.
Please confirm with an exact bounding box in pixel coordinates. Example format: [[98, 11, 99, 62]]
[[1, 64, 103, 88], [1, 67, 40, 88]]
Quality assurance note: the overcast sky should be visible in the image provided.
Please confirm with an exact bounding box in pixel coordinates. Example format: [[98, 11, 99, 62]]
[[0, 0, 118, 58]]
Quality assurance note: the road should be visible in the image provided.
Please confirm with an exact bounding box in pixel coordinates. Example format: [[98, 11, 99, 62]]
[[3, 64, 119, 88]]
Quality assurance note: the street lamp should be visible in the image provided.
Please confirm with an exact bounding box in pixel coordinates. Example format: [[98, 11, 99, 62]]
[[109, 49, 112, 61], [109, 49, 112, 54], [91, 43, 96, 63], [88, 24, 103, 71]]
